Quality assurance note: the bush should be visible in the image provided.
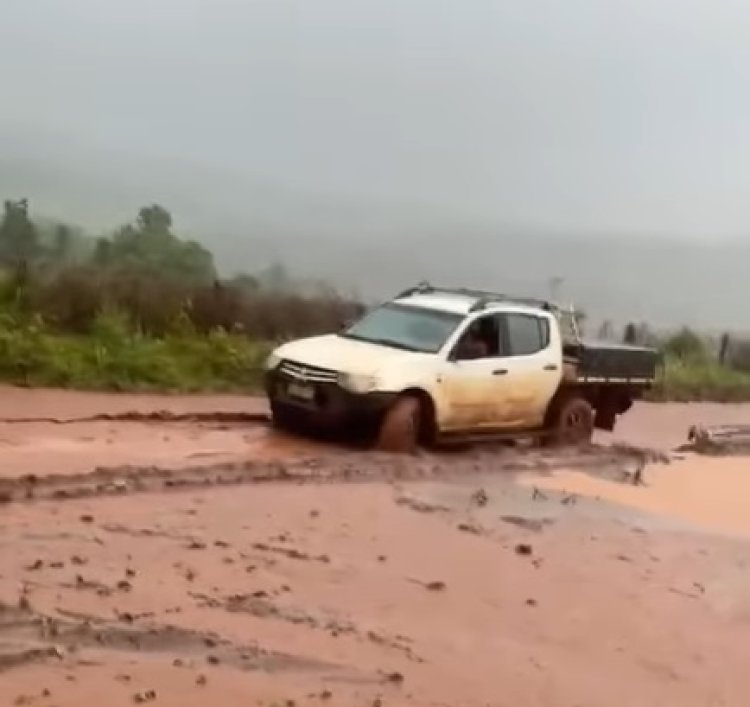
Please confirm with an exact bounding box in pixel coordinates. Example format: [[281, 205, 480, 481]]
[[662, 327, 708, 363], [648, 356, 750, 402], [0, 306, 270, 392]]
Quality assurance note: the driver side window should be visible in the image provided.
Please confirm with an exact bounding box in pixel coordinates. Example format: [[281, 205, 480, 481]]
[[452, 314, 503, 360]]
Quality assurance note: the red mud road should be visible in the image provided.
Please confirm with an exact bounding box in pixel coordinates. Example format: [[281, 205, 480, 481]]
[[0, 387, 748, 707]]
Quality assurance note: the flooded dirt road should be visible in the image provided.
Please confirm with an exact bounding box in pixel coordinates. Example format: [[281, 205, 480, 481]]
[[0, 387, 748, 707]]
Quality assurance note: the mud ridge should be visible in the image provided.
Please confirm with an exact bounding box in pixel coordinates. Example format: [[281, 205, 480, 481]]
[[0, 601, 339, 676], [0, 444, 670, 506], [191, 592, 421, 662], [0, 410, 269, 425]]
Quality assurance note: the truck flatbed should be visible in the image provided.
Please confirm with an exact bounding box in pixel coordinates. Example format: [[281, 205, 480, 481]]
[[563, 339, 660, 384]]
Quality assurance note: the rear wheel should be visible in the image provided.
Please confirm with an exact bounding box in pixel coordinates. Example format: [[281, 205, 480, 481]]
[[547, 395, 594, 446], [376, 395, 421, 453]]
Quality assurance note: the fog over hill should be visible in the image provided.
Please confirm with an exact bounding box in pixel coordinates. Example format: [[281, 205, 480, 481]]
[[1, 139, 745, 332]]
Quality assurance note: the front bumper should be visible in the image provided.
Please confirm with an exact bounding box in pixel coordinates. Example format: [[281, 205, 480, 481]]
[[265, 369, 397, 428]]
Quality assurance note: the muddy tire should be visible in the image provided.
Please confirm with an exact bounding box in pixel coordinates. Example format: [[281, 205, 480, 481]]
[[376, 395, 421, 454], [546, 395, 594, 446], [270, 401, 296, 431]]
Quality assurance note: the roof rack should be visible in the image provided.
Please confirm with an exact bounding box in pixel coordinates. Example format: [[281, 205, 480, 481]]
[[396, 282, 556, 313]]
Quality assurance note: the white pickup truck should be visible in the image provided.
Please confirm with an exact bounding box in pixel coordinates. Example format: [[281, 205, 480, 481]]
[[264, 284, 658, 451]]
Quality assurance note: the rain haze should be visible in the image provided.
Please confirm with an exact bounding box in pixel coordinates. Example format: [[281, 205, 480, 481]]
[[1, 0, 749, 329]]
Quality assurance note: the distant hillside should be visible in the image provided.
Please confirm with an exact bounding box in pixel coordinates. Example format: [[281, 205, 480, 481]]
[[1, 141, 748, 332]]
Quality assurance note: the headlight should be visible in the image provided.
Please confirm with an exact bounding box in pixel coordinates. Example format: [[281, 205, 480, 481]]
[[337, 372, 377, 394], [264, 352, 282, 371]]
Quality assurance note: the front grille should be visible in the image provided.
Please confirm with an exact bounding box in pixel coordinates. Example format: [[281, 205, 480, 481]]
[[279, 360, 338, 384]]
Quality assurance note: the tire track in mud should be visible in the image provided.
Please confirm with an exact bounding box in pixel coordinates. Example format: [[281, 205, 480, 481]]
[[0, 443, 670, 506], [190, 592, 422, 663], [0, 410, 270, 425], [0, 600, 342, 676]]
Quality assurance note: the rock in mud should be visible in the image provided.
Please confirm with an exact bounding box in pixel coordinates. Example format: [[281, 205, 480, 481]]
[[471, 488, 489, 507], [501, 515, 552, 532], [515, 543, 533, 556], [531, 487, 548, 501], [396, 496, 448, 514]]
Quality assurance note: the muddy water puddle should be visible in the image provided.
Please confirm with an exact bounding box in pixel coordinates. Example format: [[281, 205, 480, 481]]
[[526, 455, 750, 538]]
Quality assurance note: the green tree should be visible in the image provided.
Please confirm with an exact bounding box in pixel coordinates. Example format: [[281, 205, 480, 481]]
[[0, 199, 41, 266], [664, 327, 707, 362], [96, 204, 215, 284], [93, 237, 113, 266], [53, 224, 73, 262]]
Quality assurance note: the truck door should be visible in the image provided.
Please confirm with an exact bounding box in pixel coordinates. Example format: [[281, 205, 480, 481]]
[[498, 312, 562, 428], [437, 313, 513, 430]]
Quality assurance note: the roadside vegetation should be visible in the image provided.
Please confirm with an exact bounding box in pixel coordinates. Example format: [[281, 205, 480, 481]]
[[0, 199, 360, 392], [647, 329, 750, 403], [0, 197, 748, 400]]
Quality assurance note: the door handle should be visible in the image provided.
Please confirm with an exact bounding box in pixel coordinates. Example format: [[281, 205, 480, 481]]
[[492, 368, 508, 376], [543, 364, 558, 371]]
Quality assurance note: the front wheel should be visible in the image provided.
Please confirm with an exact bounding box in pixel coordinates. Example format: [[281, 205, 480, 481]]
[[375, 395, 421, 453], [546, 395, 594, 446], [270, 401, 297, 431]]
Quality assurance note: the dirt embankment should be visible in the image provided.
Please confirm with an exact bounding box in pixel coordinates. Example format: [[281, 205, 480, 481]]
[[0, 388, 748, 707]]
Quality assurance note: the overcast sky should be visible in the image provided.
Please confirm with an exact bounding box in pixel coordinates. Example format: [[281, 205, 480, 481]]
[[2, 0, 750, 240]]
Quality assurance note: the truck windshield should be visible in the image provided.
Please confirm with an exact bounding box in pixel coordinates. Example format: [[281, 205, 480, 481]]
[[341, 304, 463, 353]]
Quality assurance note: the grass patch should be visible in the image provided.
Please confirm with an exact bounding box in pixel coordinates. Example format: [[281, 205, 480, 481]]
[[0, 309, 749, 402], [648, 357, 750, 403], [0, 311, 270, 392]]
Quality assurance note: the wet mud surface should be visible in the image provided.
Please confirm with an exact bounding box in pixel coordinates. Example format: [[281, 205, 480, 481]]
[[0, 387, 748, 706]]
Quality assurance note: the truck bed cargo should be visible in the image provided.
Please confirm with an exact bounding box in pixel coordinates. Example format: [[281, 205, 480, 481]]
[[564, 340, 660, 383]]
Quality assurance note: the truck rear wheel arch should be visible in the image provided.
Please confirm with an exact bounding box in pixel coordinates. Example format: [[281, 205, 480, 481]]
[[544, 392, 595, 446], [547, 385, 636, 434]]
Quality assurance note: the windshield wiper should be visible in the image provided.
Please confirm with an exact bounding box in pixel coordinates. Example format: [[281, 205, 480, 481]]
[[339, 333, 422, 352]]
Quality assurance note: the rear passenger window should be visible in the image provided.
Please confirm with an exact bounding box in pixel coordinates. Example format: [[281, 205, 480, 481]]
[[506, 315, 549, 356]]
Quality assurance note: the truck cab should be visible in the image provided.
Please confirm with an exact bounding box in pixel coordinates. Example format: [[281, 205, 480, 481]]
[[264, 284, 658, 451]]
